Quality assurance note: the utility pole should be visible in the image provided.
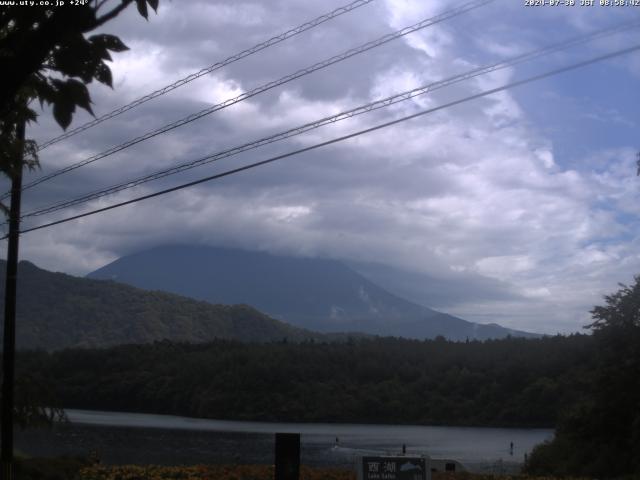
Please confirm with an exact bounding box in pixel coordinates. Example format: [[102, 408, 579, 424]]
[[1, 116, 25, 480]]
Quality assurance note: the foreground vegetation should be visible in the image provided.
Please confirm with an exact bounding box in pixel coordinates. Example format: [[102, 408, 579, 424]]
[[17, 334, 594, 428], [81, 464, 345, 480], [17, 458, 592, 480], [78, 465, 594, 480], [524, 278, 640, 478]]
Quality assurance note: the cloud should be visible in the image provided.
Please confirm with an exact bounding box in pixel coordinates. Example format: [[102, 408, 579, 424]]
[[6, 0, 640, 335]]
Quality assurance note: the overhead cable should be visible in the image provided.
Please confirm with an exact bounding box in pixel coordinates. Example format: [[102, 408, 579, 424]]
[[36, 0, 377, 151], [11, 43, 640, 238], [19, 19, 640, 219], [10, 0, 494, 200]]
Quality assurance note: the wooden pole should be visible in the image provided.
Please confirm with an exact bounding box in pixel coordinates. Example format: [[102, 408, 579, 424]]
[[275, 432, 300, 480], [1, 116, 25, 480]]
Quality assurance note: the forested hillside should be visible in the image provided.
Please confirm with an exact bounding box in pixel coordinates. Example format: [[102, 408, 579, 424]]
[[0, 260, 317, 350], [18, 334, 593, 427]]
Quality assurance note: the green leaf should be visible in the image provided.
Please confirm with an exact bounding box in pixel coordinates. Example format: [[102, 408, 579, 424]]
[[51, 38, 86, 74], [88, 35, 113, 61], [95, 63, 113, 88], [53, 101, 74, 130], [63, 79, 94, 115], [147, 0, 159, 12], [33, 78, 56, 108], [50, 78, 94, 125], [89, 33, 129, 53], [135, 0, 148, 19], [24, 107, 38, 124]]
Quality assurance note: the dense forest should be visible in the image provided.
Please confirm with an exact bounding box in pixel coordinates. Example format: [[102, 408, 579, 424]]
[[17, 334, 594, 428]]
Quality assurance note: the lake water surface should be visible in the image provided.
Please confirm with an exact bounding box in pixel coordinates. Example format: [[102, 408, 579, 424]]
[[17, 409, 553, 473]]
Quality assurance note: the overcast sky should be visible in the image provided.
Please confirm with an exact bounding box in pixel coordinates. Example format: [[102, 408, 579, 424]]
[[3, 0, 640, 334]]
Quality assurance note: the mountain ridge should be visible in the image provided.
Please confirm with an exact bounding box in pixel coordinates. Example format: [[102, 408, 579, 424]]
[[87, 245, 538, 340], [0, 259, 321, 351]]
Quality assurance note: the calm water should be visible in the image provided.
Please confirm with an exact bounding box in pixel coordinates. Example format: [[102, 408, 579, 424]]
[[17, 409, 553, 472]]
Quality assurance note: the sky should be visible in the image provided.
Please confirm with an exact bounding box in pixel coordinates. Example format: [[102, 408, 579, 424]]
[[2, 0, 640, 334]]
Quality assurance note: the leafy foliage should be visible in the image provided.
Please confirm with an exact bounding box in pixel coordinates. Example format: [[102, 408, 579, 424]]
[[19, 334, 594, 428], [525, 276, 640, 478], [0, 0, 159, 209], [0, 0, 159, 120], [0, 90, 39, 184]]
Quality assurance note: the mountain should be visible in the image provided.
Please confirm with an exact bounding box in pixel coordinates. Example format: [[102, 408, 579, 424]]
[[0, 260, 319, 351], [87, 245, 537, 340], [348, 260, 521, 312]]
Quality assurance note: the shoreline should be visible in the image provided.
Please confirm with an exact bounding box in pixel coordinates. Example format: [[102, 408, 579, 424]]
[[63, 408, 555, 434], [17, 420, 532, 474]]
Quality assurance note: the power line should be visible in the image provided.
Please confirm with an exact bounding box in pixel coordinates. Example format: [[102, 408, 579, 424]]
[[20, 19, 640, 220], [9, 0, 495, 200], [20, 0, 494, 193], [11, 43, 640, 238], [35, 0, 377, 151]]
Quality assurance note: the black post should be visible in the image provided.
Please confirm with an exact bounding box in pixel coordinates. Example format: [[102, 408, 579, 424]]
[[1, 117, 25, 480], [274, 432, 300, 480]]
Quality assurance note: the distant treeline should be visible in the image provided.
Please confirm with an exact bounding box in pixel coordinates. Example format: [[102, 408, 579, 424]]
[[18, 334, 594, 428]]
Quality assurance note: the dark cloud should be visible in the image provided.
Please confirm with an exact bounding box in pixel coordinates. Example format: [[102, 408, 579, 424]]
[[6, 0, 640, 334]]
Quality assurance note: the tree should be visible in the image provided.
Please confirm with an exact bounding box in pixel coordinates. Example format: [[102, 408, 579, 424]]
[[589, 277, 640, 330], [0, 2, 160, 477], [525, 276, 640, 478], [0, 0, 159, 187]]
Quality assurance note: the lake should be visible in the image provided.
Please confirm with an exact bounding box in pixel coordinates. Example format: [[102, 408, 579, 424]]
[[16, 409, 553, 473]]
